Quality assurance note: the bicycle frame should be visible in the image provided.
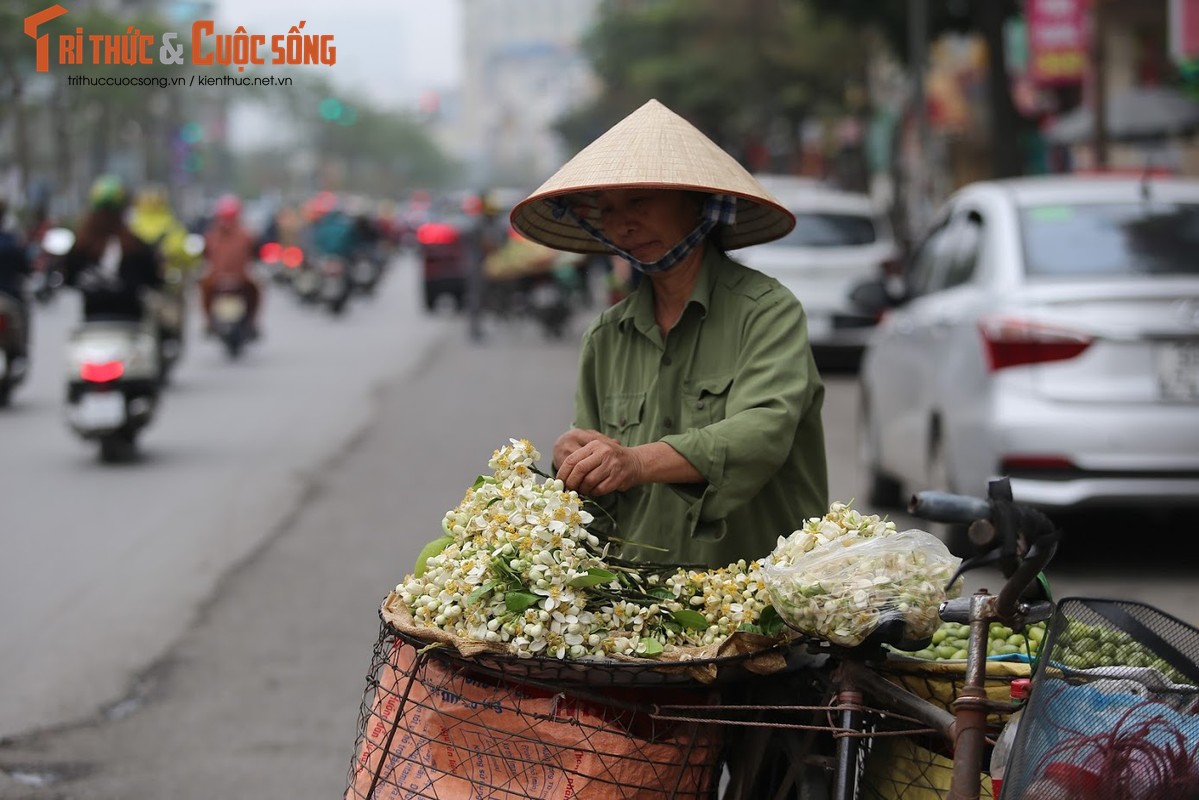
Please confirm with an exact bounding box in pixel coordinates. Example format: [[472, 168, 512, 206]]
[[825, 590, 1052, 800]]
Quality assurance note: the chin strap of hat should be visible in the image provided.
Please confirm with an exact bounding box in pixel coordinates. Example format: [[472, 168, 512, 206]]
[[552, 193, 736, 274]]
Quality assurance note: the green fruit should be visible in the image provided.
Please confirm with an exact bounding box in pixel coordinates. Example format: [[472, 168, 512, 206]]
[[414, 535, 454, 577]]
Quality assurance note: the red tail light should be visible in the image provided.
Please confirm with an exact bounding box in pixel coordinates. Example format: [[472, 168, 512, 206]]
[[1001, 455, 1077, 472], [0, 314, 7, 333], [417, 223, 459, 246], [81, 361, 124, 383], [259, 241, 282, 263], [980, 317, 1092, 371], [281, 246, 304, 268]]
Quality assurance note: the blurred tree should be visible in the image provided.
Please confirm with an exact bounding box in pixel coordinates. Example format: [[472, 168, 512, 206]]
[[259, 73, 460, 196], [561, 0, 869, 172], [1, 2, 219, 212]]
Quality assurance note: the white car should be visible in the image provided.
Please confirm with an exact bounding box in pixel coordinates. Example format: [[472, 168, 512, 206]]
[[732, 177, 899, 371], [857, 175, 1199, 549]]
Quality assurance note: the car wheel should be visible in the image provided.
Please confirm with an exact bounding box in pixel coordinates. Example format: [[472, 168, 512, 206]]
[[858, 396, 903, 509], [927, 432, 971, 556]]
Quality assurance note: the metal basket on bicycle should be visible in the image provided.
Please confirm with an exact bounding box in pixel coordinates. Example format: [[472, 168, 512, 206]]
[[343, 598, 811, 800], [998, 597, 1199, 799]]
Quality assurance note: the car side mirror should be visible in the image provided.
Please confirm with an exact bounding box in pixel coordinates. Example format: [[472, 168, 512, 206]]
[[849, 277, 905, 315], [41, 227, 75, 256]]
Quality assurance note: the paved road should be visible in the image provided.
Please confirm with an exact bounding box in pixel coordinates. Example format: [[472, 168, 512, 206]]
[[2, 270, 1195, 798], [0, 254, 452, 740]]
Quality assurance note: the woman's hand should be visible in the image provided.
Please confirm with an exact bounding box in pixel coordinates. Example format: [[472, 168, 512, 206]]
[[552, 428, 610, 472], [554, 430, 643, 496]]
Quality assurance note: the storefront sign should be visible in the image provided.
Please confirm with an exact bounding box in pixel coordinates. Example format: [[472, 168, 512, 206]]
[[1028, 0, 1088, 85]]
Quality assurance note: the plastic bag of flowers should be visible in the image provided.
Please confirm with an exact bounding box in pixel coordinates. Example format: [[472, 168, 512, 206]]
[[760, 503, 963, 648]]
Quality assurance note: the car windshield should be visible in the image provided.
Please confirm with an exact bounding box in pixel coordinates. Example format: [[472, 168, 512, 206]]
[[1020, 201, 1199, 277], [769, 212, 878, 247]]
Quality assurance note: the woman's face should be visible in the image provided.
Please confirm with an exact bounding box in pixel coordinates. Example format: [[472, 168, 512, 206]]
[[591, 189, 702, 262]]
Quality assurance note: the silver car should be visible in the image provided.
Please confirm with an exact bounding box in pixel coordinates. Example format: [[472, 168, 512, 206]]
[[857, 175, 1199, 543], [733, 177, 899, 370]]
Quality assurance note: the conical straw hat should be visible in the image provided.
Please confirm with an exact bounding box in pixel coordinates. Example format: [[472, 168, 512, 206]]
[[510, 99, 795, 254]]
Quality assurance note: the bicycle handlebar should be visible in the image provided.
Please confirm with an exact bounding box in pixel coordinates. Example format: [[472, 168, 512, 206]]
[[909, 483, 1061, 620], [907, 491, 990, 524]]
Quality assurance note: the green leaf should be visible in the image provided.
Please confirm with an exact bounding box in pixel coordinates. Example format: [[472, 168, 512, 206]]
[[671, 609, 710, 632], [757, 605, 786, 637], [568, 568, 618, 588], [738, 623, 762, 634], [470, 475, 493, 490], [649, 587, 675, 600], [466, 581, 496, 605], [504, 591, 541, 613], [413, 535, 454, 578], [636, 637, 664, 657]]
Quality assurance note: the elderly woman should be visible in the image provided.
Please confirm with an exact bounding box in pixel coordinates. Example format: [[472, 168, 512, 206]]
[[511, 99, 828, 568]]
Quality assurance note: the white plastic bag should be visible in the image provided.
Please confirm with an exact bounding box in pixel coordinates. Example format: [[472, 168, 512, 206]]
[[761, 528, 962, 648]]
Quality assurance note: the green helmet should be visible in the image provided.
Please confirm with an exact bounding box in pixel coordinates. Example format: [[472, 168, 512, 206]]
[[88, 174, 127, 210]]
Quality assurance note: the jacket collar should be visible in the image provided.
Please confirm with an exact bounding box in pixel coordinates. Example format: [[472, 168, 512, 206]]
[[617, 245, 722, 339]]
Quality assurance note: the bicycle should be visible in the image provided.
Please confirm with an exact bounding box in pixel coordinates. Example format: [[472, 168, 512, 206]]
[[692, 476, 1060, 800], [345, 477, 1198, 799]]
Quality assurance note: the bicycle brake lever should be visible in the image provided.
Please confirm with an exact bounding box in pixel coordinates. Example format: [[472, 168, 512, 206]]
[[943, 547, 1004, 590]]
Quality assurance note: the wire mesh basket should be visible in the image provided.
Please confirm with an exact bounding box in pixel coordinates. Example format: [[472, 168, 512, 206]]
[[999, 597, 1199, 799], [344, 619, 732, 799]]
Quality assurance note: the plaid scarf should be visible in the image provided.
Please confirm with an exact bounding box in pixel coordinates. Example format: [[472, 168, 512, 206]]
[[551, 193, 737, 274]]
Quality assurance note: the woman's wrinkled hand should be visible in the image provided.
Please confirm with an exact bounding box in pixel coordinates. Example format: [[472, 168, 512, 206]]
[[554, 430, 643, 496]]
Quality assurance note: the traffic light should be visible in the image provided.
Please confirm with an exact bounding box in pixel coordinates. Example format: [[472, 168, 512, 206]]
[[319, 97, 357, 126]]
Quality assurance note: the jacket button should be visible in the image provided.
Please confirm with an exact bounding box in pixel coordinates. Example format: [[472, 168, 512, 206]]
[[662, 355, 672, 366], [619, 416, 627, 426], [696, 400, 705, 409], [664, 417, 673, 429]]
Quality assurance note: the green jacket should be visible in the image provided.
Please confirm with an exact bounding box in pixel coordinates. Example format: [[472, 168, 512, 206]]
[[572, 246, 828, 568]]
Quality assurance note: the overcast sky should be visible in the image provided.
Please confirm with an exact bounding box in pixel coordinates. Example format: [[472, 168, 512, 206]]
[[213, 0, 463, 110]]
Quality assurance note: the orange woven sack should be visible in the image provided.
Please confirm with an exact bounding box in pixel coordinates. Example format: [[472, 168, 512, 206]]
[[347, 638, 723, 800]]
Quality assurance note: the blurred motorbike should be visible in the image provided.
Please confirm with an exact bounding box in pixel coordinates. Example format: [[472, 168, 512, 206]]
[[524, 270, 574, 339], [42, 227, 162, 462], [318, 254, 353, 315], [349, 246, 386, 296], [66, 318, 162, 462], [259, 241, 306, 286], [290, 255, 323, 305], [208, 276, 256, 359], [28, 241, 66, 305], [0, 291, 29, 406]]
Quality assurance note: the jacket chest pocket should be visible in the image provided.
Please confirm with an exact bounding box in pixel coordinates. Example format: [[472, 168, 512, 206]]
[[684, 374, 734, 429], [601, 393, 646, 441]]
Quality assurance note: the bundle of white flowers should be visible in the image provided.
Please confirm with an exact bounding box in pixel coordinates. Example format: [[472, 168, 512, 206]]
[[761, 502, 962, 648], [395, 439, 779, 660]]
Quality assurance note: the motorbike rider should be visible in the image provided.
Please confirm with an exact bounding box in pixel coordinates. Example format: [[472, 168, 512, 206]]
[[128, 184, 198, 360], [129, 184, 199, 278], [0, 195, 33, 363], [199, 193, 261, 338], [307, 192, 358, 260], [62, 175, 164, 323]]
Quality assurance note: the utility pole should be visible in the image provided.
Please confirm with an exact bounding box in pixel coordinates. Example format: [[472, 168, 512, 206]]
[[907, 0, 930, 239], [1093, 0, 1110, 169]]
